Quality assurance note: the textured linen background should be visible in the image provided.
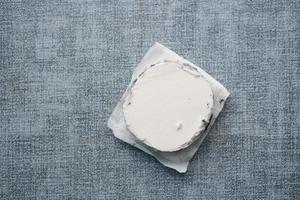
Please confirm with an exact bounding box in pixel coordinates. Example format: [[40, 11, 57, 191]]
[[0, 0, 299, 199]]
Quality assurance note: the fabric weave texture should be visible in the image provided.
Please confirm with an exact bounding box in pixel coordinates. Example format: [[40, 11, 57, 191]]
[[0, 0, 299, 199]]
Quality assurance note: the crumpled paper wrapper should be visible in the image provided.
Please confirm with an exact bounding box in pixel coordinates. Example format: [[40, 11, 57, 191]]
[[108, 42, 230, 173]]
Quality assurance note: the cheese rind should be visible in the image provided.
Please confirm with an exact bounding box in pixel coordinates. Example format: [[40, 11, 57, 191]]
[[123, 61, 214, 152]]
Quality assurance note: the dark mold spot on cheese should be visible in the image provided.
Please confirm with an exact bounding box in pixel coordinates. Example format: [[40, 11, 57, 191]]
[[202, 114, 213, 131]]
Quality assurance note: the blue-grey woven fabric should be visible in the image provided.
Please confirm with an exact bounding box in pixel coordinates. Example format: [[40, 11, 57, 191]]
[[0, 0, 299, 199]]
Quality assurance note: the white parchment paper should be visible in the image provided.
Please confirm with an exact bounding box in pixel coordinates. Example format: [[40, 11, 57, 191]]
[[108, 43, 230, 173]]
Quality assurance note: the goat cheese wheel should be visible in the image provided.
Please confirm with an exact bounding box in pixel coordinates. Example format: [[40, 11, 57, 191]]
[[123, 61, 213, 152]]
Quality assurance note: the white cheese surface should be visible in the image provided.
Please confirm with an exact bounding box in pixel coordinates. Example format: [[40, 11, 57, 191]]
[[108, 42, 230, 173], [123, 61, 214, 152]]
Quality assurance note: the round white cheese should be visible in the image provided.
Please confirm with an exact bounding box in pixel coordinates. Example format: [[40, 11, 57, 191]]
[[123, 61, 213, 152]]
